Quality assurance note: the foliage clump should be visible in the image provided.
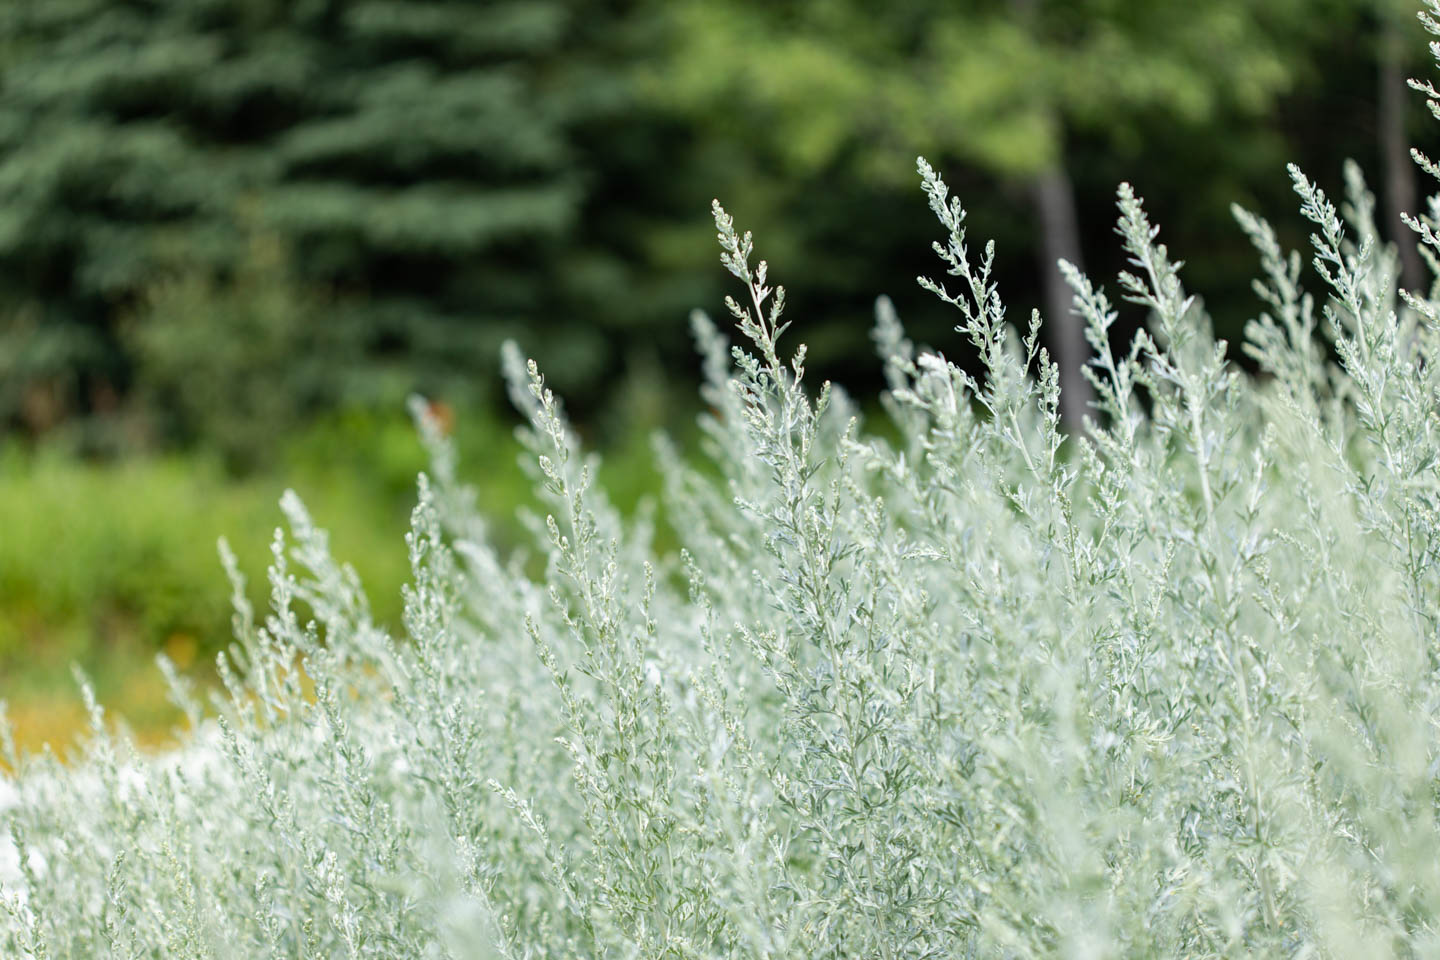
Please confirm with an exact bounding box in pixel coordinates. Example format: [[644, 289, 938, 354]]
[[9, 6, 1440, 957]]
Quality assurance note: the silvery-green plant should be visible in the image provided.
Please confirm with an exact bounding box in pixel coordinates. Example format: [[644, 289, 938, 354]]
[[9, 4, 1440, 956]]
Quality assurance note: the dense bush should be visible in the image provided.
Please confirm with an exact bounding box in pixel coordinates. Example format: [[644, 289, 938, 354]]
[[9, 10, 1440, 955]]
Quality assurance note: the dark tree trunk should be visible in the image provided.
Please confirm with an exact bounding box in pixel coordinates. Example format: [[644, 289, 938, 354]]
[[1380, 19, 1424, 291], [1008, 0, 1091, 428], [1031, 162, 1093, 429]]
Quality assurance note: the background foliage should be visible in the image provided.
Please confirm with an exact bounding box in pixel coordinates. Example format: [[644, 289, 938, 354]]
[[0, 0, 1429, 449]]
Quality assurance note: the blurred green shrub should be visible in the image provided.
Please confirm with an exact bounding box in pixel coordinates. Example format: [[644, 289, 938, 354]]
[[0, 400, 674, 704], [0, 436, 410, 677], [127, 228, 347, 472]]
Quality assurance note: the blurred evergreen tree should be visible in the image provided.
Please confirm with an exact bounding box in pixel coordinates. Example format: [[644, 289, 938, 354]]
[[0, 0, 669, 454]]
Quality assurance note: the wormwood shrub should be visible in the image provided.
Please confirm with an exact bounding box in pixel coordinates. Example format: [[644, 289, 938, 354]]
[[10, 16, 1440, 960]]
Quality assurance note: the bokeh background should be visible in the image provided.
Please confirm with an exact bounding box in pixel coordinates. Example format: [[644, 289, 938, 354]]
[[0, 0, 1430, 753]]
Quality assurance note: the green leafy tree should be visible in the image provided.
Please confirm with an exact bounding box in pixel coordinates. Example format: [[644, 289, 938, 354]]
[[649, 0, 1315, 425]]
